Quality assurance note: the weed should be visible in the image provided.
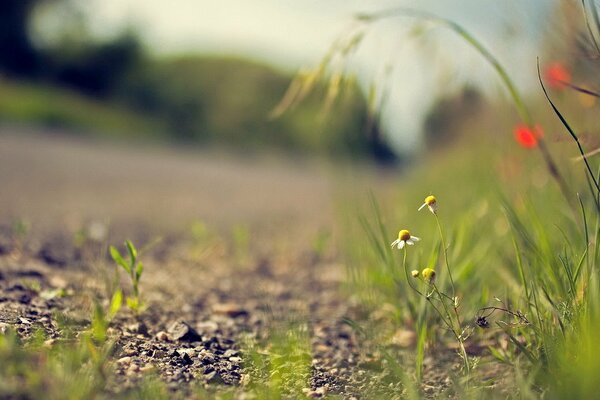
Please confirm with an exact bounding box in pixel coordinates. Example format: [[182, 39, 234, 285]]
[[110, 240, 144, 314]]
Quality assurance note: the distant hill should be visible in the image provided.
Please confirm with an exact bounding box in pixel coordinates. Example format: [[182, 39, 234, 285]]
[[118, 56, 393, 159], [0, 56, 396, 161]]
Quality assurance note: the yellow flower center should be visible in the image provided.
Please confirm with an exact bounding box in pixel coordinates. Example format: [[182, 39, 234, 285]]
[[425, 195, 437, 206], [398, 230, 411, 241]]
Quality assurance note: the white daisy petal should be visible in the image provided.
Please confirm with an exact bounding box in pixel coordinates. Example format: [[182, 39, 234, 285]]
[[390, 239, 400, 248], [418, 203, 427, 211], [407, 240, 414, 246], [399, 241, 405, 249], [411, 236, 420, 241]]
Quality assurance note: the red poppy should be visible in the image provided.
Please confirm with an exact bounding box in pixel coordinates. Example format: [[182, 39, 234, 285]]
[[514, 124, 543, 149], [544, 62, 571, 89]]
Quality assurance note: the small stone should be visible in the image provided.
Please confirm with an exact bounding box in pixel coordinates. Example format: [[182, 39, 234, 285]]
[[168, 321, 202, 342], [229, 356, 242, 363], [127, 322, 149, 336], [212, 303, 248, 318], [117, 356, 132, 365], [204, 370, 225, 384], [0, 323, 8, 334], [156, 331, 169, 341], [177, 348, 196, 358]]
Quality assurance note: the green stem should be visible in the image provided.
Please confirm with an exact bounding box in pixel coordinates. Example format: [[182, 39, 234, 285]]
[[432, 283, 470, 375], [403, 248, 423, 296], [434, 214, 456, 297]]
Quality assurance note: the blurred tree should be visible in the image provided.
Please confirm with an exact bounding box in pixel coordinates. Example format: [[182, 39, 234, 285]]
[[0, 0, 45, 77], [47, 30, 145, 97]]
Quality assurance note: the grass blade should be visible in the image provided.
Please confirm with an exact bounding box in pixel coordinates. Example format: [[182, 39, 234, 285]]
[[537, 58, 600, 196]]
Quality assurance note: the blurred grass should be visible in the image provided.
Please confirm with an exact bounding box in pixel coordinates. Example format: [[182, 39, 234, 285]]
[[0, 78, 163, 140], [0, 56, 379, 160]]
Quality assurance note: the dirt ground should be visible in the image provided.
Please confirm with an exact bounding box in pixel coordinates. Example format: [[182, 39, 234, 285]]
[[0, 128, 465, 398]]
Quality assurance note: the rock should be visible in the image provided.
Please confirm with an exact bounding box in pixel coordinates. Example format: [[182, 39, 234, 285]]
[[117, 356, 132, 365], [223, 349, 238, 357], [127, 322, 149, 336], [204, 370, 226, 384], [156, 331, 169, 341], [212, 303, 248, 318], [168, 321, 202, 342], [177, 348, 196, 358]]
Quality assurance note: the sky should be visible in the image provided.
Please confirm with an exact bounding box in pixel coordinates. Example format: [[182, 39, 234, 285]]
[[83, 0, 556, 153]]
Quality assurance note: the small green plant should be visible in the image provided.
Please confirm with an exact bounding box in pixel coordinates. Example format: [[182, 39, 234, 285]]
[[110, 240, 144, 313]]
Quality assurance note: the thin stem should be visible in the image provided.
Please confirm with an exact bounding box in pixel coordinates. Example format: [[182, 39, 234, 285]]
[[403, 248, 424, 296], [432, 283, 470, 375], [434, 214, 456, 296]]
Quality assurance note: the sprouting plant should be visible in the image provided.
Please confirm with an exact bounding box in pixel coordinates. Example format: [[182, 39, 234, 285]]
[[110, 240, 144, 313], [392, 195, 471, 377]]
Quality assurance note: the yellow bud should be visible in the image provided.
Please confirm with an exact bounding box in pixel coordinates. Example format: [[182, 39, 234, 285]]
[[425, 195, 437, 206], [421, 268, 436, 284]]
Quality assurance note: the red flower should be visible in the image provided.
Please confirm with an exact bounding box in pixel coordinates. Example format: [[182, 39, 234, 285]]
[[514, 124, 543, 149], [544, 62, 571, 89]]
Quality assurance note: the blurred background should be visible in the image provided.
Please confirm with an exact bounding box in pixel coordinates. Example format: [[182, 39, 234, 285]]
[[0, 0, 597, 234], [0, 0, 586, 159]]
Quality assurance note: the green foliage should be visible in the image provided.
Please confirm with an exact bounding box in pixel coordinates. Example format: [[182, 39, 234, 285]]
[[241, 322, 312, 398], [119, 56, 378, 158], [0, 79, 162, 139], [110, 240, 144, 314]]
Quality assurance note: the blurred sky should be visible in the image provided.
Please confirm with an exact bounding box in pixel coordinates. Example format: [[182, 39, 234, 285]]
[[85, 0, 556, 152]]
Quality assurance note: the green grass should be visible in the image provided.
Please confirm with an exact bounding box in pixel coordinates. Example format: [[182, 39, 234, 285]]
[[0, 79, 163, 140], [337, 103, 599, 398]]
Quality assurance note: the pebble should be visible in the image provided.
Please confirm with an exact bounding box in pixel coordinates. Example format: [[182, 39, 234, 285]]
[[177, 348, 197, 358], [168, 321, 202, 342], [156, 331, 169, 341], [117, 356, 132, 365]]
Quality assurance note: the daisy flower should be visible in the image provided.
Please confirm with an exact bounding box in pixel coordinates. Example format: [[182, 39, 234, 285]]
[[418, 195, 438, 214], [391, 229, 420, 250]]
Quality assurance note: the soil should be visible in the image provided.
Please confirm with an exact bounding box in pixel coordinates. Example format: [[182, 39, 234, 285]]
[[0, 129, 494, 398]]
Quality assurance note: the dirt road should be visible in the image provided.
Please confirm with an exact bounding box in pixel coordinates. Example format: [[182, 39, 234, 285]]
[[0, 128, 390, 397]]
